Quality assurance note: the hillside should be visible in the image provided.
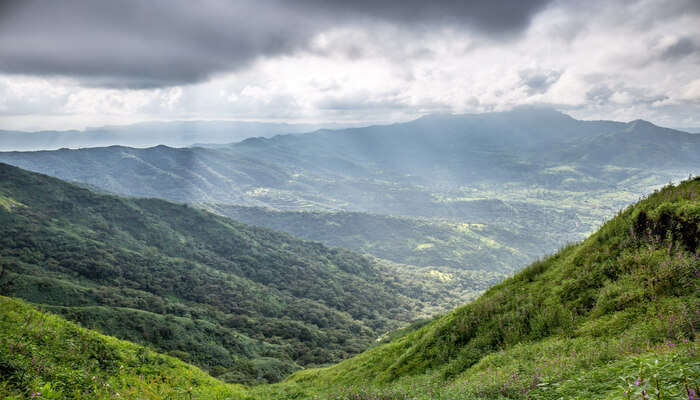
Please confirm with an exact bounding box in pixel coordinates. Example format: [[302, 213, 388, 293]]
[[0, 163, 484, 384], [256, 177, 700, 399], [0, 296, 246, 399]]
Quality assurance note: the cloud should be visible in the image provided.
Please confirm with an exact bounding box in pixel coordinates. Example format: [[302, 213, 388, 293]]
[[658, 36, 700, 60], [295, 0, 551, 35], [680, 79, 700, 102], [1, 0, 700, 130], [0, 0, 553, 89], [585, 85, 615, 105], [519, 68, 562, 95], [0, 1, 325, 88]]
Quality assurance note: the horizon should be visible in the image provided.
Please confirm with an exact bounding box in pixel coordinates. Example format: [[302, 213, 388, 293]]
[[1, 107, 696, 135]]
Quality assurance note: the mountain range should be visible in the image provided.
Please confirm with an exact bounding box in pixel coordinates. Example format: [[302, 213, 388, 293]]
[[0, 108, 695, 275], [0, 120, 357, 151]]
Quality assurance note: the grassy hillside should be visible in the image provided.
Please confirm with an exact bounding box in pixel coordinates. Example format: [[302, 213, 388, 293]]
[[0, 296, 247, 399], [256, 177, 700, 399], [0, 163, 481, 384]]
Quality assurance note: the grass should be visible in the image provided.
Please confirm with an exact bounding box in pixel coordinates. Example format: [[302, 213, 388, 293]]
[[0, 296, 246, 400]]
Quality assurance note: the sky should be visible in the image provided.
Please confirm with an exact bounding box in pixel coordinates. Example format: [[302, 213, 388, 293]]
[[0, 0, 699, 131]]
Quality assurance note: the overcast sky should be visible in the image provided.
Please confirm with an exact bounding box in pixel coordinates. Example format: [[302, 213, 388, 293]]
[[0, 0, 699, 131]]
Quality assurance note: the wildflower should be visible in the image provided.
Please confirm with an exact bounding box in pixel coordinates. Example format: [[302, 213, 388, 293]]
[[688, 388, 696, 400], [634, 377, 642, 386], [30, 392, 40, 398]]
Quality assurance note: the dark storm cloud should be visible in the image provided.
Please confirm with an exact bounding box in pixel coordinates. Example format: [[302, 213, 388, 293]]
[[0, 0, 553, 88], [0, 0, 319, 88], [295, 0, 552, 35]]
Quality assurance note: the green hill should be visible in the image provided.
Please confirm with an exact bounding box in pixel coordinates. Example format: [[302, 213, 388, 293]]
[[0, 163, 482, 385], [256, 177, 700, 399], [0, 296, 246, 399]]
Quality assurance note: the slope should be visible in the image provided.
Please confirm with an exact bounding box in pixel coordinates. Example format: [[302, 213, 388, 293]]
[[0, 163, 470, 384], [0, 296, 246, 399], [260, 177, 700, 399]]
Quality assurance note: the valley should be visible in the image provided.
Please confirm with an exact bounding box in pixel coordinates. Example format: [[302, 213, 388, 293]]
[[0, 110, 698, 399], [2, 168, 698, 399]]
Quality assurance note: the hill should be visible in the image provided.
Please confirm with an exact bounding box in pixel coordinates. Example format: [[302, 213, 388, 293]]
[[0, 163, 484, 384], [257, 177, 700, 399], [0, 296, 246, 399]]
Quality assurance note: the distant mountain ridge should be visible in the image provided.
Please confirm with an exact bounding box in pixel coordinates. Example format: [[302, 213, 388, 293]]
[[561, 119, 700, 168], [1, 109, 693, 205], [0, 120, 355, 151]]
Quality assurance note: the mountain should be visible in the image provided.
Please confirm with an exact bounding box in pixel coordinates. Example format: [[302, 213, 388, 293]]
[[0, 109, 694, 277], [562, 120, 700, 168], [0, 163, 487, 384], [0, 120, 353, 151], [259, 176, 700, 399], [2, 110, 693, 207]]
